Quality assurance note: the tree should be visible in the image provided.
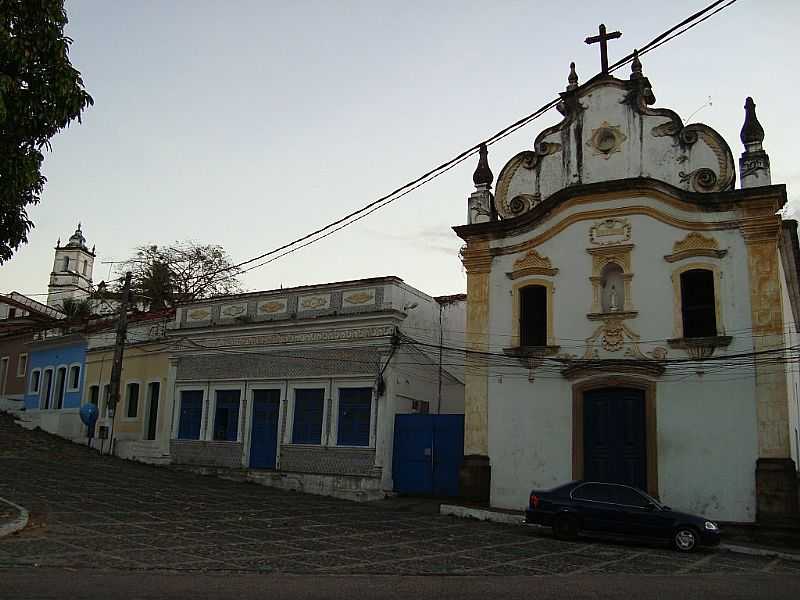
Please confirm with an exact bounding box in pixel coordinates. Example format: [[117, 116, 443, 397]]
[[61, 296, 92, 321], [58, 296, 92, 333], [117, 242, 242, 310], [0, 1, 93, 263]]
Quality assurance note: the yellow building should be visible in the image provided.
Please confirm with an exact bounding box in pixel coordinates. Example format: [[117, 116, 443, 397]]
[[83, 315, 174, 463]]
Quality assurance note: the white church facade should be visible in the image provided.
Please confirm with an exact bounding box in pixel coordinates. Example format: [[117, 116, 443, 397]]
[[454, 50, 799, 523]]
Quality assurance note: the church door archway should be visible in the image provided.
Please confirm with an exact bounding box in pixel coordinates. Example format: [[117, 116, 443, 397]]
[[582, 387, 647, 491]]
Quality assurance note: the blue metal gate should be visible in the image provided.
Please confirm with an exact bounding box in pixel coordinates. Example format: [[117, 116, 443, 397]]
[[392, 414, 464, 497]]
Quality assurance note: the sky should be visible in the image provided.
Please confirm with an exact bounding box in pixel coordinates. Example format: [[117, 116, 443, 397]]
[[3, 0, 800, 299]]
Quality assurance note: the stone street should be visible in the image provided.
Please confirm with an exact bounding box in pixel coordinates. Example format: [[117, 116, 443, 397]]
[[1, 414, 798, 578]]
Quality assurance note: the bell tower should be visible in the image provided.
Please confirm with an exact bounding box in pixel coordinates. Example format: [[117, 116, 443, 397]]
[[47, 223, 96, 309]]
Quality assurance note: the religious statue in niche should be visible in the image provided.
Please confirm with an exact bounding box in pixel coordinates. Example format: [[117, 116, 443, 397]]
[[601, 263, 624, 313]]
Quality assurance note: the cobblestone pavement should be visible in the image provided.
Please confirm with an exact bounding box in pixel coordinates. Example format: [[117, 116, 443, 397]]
[[1, 414, 798, 577]]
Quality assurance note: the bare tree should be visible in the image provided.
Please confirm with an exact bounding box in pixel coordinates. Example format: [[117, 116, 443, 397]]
[[116, 242, 242, 310]]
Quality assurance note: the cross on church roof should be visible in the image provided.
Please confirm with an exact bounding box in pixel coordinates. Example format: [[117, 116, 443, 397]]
[[585, 23, 622, 75]]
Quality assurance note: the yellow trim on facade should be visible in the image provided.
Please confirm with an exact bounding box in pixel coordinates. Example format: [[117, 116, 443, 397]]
[[495, 205, 740, 257], [462, 239, 492, 457]]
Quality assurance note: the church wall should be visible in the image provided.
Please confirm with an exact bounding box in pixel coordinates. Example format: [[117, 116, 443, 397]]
[[483, 196, 761, 520], [778, 257, 800, 470], [487, 376, 573, 510], [657, 376, 758, 522]]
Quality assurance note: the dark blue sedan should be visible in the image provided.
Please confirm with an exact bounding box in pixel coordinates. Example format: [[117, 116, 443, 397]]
[[524, 481, 721, 552]]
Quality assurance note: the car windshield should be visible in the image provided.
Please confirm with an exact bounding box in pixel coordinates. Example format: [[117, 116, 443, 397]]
[[638, 489, 664, 509]]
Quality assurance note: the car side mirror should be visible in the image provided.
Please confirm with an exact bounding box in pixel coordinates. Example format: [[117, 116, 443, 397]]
[[645, 502, 657, 511]]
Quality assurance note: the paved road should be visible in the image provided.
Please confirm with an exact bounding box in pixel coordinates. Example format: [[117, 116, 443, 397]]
[[3, 571, 800, 600], [1, 413, 799, 586]]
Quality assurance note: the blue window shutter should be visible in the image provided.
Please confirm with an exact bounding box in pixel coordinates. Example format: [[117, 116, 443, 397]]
[[337, 387, 372, 446], [213, 390, 241, 441], [292, 389, 324, 444], [178, 391, 203, 439]]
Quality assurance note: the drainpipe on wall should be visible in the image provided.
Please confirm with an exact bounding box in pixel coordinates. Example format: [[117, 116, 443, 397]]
[[437, 303, 443, 415]]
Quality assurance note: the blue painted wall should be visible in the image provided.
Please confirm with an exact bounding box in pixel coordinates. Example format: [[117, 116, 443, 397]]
[[24, 340, 87, 410]]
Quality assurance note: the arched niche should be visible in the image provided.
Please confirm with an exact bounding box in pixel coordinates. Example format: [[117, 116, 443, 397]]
[[600, 263, 625, 313], [587, 244, 635, 316]]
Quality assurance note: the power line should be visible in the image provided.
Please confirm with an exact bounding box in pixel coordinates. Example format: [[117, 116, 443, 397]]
[[396, 332, 800, 368], [607, 0, 738, 73], [172, 0, 742, 285]]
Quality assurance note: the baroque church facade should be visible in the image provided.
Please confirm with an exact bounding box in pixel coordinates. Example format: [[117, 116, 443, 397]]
[[454, 51, 799, 522]]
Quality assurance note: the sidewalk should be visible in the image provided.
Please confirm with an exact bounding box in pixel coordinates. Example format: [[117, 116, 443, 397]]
[[0, 497, 29, 539], [438, 501, 800, 561]]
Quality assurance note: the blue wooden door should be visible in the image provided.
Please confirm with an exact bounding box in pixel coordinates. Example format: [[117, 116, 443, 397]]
[[432, 415, 465, 497], [584, 388, 647, 490], [393, 414, 464, 497], [250, 390, 280, 469]]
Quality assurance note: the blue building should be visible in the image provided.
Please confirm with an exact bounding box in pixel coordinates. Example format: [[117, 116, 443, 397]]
[[23, 333, 87, 440]]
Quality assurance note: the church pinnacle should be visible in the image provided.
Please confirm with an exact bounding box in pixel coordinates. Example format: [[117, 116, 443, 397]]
[[566, 62, 579, 91], [630, 49, 643, 80], [472, 143, 494, 187], [740, 97, 765, 150], [739, 97, 770, 189], [467, 144, 494, 224]]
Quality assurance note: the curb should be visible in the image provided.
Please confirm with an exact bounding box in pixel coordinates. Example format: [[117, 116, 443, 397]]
[[720, 543, 800, 562], [440, 503, 523, 525], [0, 497, 29, 539], [441, 503, 800, 562]]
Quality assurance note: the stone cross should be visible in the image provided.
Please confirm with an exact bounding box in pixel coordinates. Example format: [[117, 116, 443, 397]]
[[585, 24, 622, 75]]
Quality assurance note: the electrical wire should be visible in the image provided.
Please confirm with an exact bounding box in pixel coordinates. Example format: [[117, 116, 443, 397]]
[[168, 0, 743, 284]]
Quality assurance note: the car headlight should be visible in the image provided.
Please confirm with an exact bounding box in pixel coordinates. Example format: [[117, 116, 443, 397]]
[[704, 521, 718, 531]]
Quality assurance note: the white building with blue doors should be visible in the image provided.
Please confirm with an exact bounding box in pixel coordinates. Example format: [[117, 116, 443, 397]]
[[167, 276, 466, 501]]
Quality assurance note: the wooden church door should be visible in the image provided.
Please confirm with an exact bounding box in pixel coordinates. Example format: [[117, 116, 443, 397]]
[[583, 387, 647, 491]]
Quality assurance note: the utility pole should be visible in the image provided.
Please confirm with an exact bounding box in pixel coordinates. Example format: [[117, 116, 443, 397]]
[[106, 271, 132, 455]]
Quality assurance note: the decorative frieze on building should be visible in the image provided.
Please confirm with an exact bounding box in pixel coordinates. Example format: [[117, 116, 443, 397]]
[[219, 302, 248, 319], [298, 294, 331, 311], [343, 289, 376, 306], [196, 325, 396, 349], [257, 298, 288, 315], [186, 307, 212, 323]]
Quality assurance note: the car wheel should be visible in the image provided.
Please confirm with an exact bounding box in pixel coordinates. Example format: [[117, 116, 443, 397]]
[[552, 514, 579, 541], [672, 527, 698, 552]]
